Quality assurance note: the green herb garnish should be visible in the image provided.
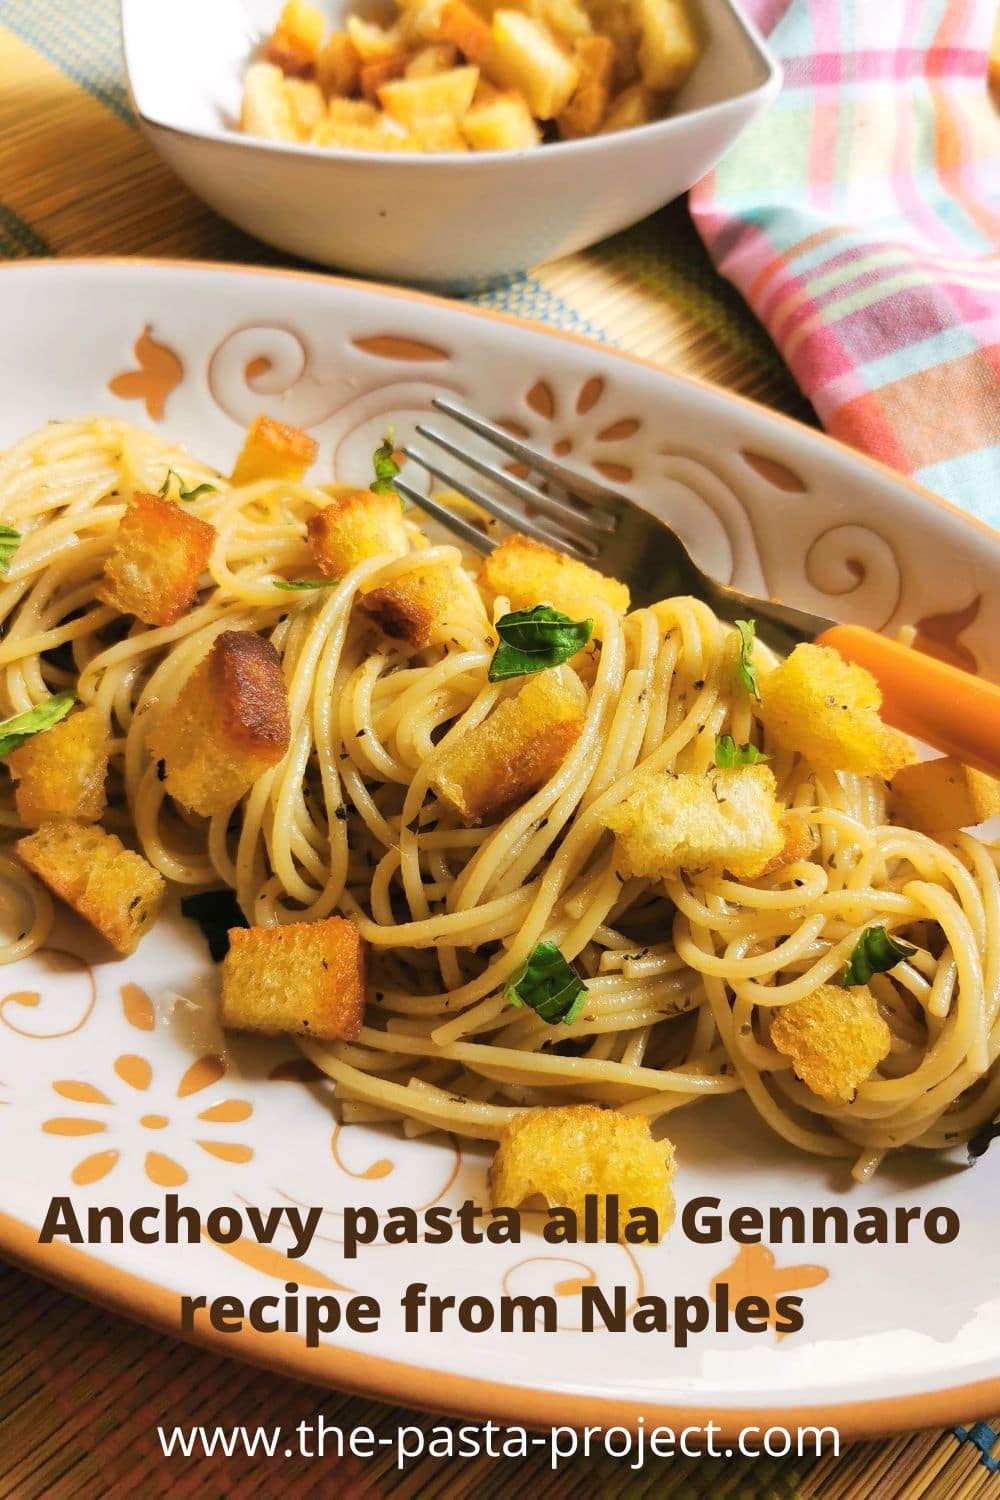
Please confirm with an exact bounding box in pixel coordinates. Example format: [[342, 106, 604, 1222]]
[[180, 889, 248, 962], [715, 734, 770, 768], [505, 940, 588, 1025], [734, 619, 761, 701], [842, 926, 916, 988], [371, 427, 401, 497], [488, 605, 593, 683], [274, 578, 339, 591], [159, 470, 217, 502], [0, 525, 21, 574], [968, 1120, 1000, 1164], [0, 694, 74, 758]]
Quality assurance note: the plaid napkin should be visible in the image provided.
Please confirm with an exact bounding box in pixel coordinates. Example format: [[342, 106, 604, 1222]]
[[689, 0, 1000, 525]]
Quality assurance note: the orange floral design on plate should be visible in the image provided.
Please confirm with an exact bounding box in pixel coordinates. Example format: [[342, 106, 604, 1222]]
[[709, 1243, 828, 1340], [107, 325, 184, 421], [510, 375, 641, 482], [42, 993, 253, 1188]]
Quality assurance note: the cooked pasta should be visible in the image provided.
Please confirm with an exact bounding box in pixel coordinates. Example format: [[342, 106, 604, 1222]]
[[1, 414, 998, 1182]]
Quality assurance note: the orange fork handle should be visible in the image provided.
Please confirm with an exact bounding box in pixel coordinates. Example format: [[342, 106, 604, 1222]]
[[816, 624, 1000, 780]]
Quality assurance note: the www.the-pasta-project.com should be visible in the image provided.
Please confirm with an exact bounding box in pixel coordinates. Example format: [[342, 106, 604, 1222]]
[[156, 1417, 841, 1470]]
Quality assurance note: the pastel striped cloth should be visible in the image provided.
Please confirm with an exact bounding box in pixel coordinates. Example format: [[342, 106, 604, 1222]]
[[689, 0, 1000, 524]]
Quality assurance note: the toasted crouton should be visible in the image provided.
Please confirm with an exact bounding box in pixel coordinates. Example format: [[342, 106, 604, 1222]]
[[405, 42, 460, 77], [16, 821, 165, 955], [600, 80, 656, 131], [97, 492, 216, 628], [8, 707, 108, 826], [461, 88, 541, 148], [759, 643, 914, 778], [603, 765, 786, 880], [360, 54, 410, 100], [891, 757, 1000, 832], [285, 77, 327, 136], [437, 0, 492, 63], [360, 564, 459, 648], [431, 667, 585, 824], [487, 10, 581, 119], [770, 984, 891, 1103], [346, 15, 404, 61], [317, 31, 361, 95], [265, 0, 326, 75], [757, 813, 818, 878], [241, 61, 299, 140], [489, 1104, 676, 1236], [557, 34, 614, 137], [147, 632, 291, 816], [379, 65, 481, 125], [231, 415, 318, 486], [478, 533, 629, 626], [634, 0, 698, 92], [307, 489, 409, 577], [221, 917, 366, 1041]]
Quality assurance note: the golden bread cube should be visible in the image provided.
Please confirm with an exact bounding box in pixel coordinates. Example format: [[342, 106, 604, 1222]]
[[346, 15, 404, 60], [326, 97, 381, 126], [589, 0, 640, 87], [360, 564, 459, 648], [307, 489, 409, 577], [759, 643, 915, 778], [405, 42, 461, 77], [489, 1104, 676, 1235], [222, 916, 366, 1042], [533, 0, 592, 42], [487, 10, 580, 119], [603, 765, 786, 880], [97, 491, 216, 628], [379, 66, 481, 125], [557, 33, 614, 136], [431, 666, 586, 824], [265, 0, 327, 74], [241, 61, 299, 140], [770, 984, 891, 1103], [285, 77, 327, 136], [147, 631, 291, 817], [410, 115, 470, 149], [398, 0, 450, 45], [478, 532, 629, 623], [437, 0, 492, 62], [634, 0, 698, 92], [231, 415, 318, 486], [360, 54, 410, 100], [312, 117, 417, 149], [891, 757, 1000, 832], [317, 32, 361, 95], [16, 820, 165, 955], [462, 89, 541, 147], [600, 80, 656, 131], [8, 706, 108, 826]]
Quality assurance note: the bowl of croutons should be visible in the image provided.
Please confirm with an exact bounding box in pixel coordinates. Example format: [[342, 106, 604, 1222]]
[[121, 0, 779, 284]]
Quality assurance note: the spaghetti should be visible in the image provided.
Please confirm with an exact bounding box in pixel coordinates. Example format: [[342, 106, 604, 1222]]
[[1, 415, 997, 1181]]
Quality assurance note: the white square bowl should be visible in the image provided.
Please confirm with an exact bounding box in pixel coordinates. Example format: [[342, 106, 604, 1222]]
[[121, 0, 780, 285]]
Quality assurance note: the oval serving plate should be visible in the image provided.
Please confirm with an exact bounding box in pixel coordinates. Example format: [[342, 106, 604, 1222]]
[[1, 258, 999, 1438]]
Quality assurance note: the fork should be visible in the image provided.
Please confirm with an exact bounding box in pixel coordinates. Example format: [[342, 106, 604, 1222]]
[[393, 395, 1000, 780]]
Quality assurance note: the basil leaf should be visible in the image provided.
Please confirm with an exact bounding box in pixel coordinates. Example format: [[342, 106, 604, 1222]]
[[734, 619, 761, 702], [488, 605, 593, 683], [842, 926, 916, 988], [505, 940, 588, 1025], [371, 427, 401, 497], [180, 889, 248, 962], [968, 1120, 1000, 1164], [715, 734, 770, 768], [159, 470, 217, 502], [274, 578, 339, 591], [0, 524, 21, 574], [0, 694, 74, 758]]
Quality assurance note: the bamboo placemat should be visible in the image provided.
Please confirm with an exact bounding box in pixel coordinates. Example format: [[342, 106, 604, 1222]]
[[0, 2, 998, 1496]]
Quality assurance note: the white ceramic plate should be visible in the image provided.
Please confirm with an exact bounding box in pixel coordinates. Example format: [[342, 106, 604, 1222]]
[[121, 0, 780, 284], [2, 259, 999, 1437]]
